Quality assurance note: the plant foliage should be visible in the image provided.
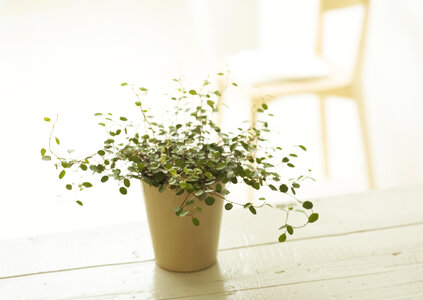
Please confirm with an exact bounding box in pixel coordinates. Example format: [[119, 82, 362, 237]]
[[41, 74, 318, 242]]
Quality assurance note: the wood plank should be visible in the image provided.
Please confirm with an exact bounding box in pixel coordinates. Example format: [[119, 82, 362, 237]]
[[1, 185, 422, 278], [1, 222, 422, 299]]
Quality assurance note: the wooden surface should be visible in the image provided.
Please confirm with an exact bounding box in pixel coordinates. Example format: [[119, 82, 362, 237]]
[[1, 185, 423, 299]]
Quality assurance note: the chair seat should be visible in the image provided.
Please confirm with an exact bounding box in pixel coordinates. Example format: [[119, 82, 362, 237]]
[[226, 49, 353, 100]]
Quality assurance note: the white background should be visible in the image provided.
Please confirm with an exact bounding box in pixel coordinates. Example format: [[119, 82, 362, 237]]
[[0, 0, 422, 239]]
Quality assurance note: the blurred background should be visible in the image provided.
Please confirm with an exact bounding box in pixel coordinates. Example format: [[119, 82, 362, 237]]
[[0, 0, 422, 239]]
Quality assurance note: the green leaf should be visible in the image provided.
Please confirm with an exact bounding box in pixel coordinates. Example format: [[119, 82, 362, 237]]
[[303, 201, 313, 209], [216, 183, 222, 193], [279, 184, 288, 193], [98, 123, 105, 127], [287, 225, 294, 235], [58, 170, 66, 179], [216, 162, 226, 170], [186, 199, 195, 206], [98, 150, 105, 156], [42, 156, 51, 161], [101, 176, 109, 183], [192, 217, 200, 226], [282, 157, 289, 163], [269, 184, 277, 191], [299, 145, 307, 151], [179, 210, 189, 217], [66, 184, 72, 190], [292, 183, 300, 188], [308, 213, 319, 223], [194, 190, 204, 197], [119, 187, 128, 195], [82, 182, 93, 188], [76, 200, 83, 206], [194, 206, 202, 212], [120, 82, 128, 86], [139, 87, 148, 91], [169, 168, 177, 176], [94, 113, 102, 116], [174, 206, 182, 216], [120, 117, 128, 121], [278, 233, 287, 242], [225, 203, 233, 210], [287, 163, 295, 168], [176, 189, 185, 196], [205, 196, 215, 206], [124, 178, 130, 188], [249, 206, 257, 215], [207, 100, 214, 109], [44, 117, 51, 122], [80, 164, 88, 171], [40, 148, 46, 157], [189, 90, 197, 95], [262, 103, 268, 110], [232, 82, 238, 87], [289, 153, 298, 157]]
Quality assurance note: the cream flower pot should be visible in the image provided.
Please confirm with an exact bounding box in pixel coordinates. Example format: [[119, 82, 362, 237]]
[[142, 181, 224, 272]]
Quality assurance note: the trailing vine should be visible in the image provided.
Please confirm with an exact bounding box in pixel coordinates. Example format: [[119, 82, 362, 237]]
[[41, 74, 318, 242]]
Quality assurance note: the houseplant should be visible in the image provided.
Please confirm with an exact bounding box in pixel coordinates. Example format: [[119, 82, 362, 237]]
[[41, 75, 318, 272]]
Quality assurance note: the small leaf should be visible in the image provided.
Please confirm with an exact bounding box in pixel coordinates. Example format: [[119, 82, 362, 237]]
[[119, 187, 128, 195], [192, 217, 200, 226], [179, 210, 189, 217], [303, 201, 313, 209], [82, 182, 93, 188], [124, 178, 130, 188], [249, 206, 257, 215], [59, 170, 66, 179], [54, 137, 60, 145], [287, 225, 294, 235], [76, 200, 83, 206], [292, 183, 300, 188], [278, 233, 287, 242], [120, 82, 128, 86], [282, 157, 289, 163], [40, 148, 46, 157], [44, 117, 51, 122], [205, 196, 215, 206], [66, 184, 72, 190], [189, 90, 197, 95], [98, 150, 105, 156], [262, 103, 268, 110], [287, 163, 295, 168], [101, 176, 109, 183], [194, 206, 202, 212], [94, 113, 102, 116], [174, 206, 182, 216], [279, 184, 288, 193], [194, 190, 204, 197], [308, 213, 319, 223], [42, 156, 51, 161], [232, 82, 238, 87], [299, 145, 307, 151], [269, 184, 277, 191], [225, 203, 233, 210], [98, 123, 105, 127], [80, 164, 88, 171], [120, 117, 128, 121]]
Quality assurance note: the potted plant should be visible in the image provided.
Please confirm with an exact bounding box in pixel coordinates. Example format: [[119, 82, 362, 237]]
[[41, 74, 318, 272]]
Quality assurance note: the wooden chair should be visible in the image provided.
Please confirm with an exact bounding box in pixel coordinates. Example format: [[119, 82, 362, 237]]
[[220, 0, 374, 188]]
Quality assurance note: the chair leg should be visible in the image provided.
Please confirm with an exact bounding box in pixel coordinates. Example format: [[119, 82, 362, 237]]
[[355, 91, 375, 189], [319, 95, 330, 176]]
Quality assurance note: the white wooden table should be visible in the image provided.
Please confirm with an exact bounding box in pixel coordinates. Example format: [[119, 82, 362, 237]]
[[1, 186, 423, 299]]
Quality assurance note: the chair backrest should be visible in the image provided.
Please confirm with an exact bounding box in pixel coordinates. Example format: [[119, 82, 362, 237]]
[[316, 0, 370, 83]]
